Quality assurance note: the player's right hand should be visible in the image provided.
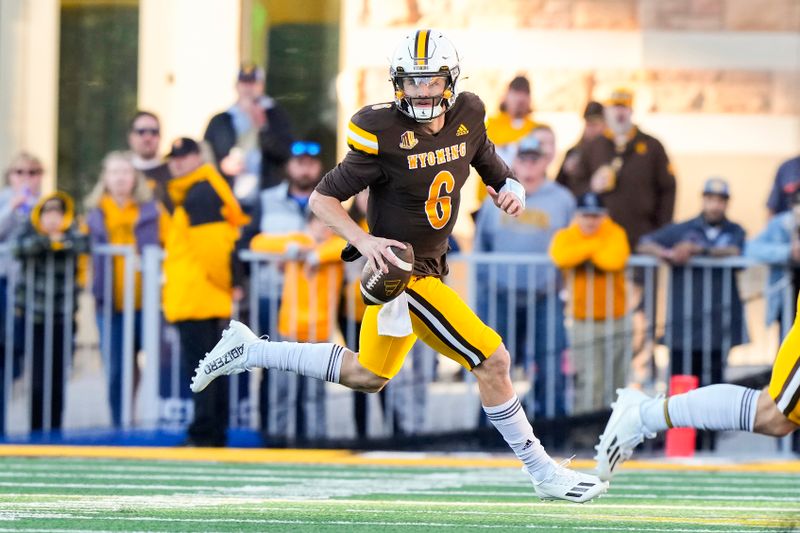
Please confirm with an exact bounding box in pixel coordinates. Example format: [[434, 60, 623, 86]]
[[353, 234, 407, 274]]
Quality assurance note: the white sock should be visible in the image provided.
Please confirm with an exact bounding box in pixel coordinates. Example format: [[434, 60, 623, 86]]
[[640, 385, 759, 433], [246, 341, 345, 384], [483, 396, 555, 483]]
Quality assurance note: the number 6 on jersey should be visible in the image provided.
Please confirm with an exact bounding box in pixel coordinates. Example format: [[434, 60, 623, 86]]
[[425, 170, 455, 229]]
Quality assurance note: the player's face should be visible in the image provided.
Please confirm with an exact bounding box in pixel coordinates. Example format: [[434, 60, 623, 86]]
[[702, 194, 728, 224], [401, 76, 447, 106]]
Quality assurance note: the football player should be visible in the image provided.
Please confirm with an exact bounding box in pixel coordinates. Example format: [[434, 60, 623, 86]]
[[191, 29, 607, 503], [595, 300, 800, 480]]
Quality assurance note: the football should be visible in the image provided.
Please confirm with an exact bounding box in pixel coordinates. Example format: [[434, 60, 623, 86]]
[[360, 243, 415, 305]]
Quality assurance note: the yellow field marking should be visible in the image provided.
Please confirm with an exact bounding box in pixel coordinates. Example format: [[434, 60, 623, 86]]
[[0, 445, 798, 473]]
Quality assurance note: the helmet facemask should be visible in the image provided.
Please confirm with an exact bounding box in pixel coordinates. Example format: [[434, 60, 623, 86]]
[[392, 71, 457, 122]]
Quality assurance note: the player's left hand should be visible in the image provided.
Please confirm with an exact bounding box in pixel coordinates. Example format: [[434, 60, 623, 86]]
[[486, 186, 523, 217]]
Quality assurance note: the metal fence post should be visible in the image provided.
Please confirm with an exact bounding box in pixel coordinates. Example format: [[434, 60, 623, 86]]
[[140, 245, 162, 428]]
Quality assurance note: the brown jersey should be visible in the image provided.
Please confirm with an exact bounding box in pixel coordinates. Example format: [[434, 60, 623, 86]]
[[316, 92, 511, 277]]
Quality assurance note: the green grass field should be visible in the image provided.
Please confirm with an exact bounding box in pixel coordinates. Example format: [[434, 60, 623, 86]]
[[0, 454, 798, 532]]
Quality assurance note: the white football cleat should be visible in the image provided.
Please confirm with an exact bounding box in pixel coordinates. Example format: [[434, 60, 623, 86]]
[[594, 387, 657, 481], [190, 320, 260, 393], [526, 459, 608, 503]]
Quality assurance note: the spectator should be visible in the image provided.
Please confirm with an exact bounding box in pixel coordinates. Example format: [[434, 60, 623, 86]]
[[555, 101, 605, 192], [550, 192, 630, 413], [476, 75, 540, 204], [747, 188, 800, 330], [766, 154, 800, 217], [85, 151, 167, 428], [250, 212, 345, 442], [1, 152, 44, 399], [13, 192, 89, 432], [127, 111, 172, 212], [244, 140, 324, 440], [638, 178, 747, 387], [162, 137, 249, 446], [574, 88, 676, 248], [204, 63, 293, 206], [475, 134, 575, 417]]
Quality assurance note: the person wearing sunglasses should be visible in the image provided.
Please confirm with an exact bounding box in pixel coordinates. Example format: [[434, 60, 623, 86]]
[[1, 152, 46, 429], [127, 111, 173, 212], [1, 152, 45, 299]]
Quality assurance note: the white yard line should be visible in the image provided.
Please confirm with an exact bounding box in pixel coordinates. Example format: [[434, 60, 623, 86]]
[[0, 471, 797, 493], [0, 520, 787, 532]]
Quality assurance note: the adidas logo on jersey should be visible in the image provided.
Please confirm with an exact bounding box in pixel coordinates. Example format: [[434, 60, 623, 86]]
[[456, 124, 469, 136]]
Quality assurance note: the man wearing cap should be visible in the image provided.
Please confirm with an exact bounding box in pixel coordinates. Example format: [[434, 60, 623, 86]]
[[575, 88, 676, 248], [549, 193, 630, 414], [475, 133, 575, 417], [555, 101, 605, 193], [638, 178, 747, 392], [162, 137, 249, 446], [241, 140, 325, 443], [204, 63, 293, 197]]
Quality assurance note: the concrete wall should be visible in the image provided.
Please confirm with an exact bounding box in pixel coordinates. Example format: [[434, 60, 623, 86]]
[[0, 0, 60, 192], [138, 0, 242, 154]]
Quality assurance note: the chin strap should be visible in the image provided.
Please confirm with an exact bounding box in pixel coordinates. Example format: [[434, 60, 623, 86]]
[[499, 178, 526, 209]]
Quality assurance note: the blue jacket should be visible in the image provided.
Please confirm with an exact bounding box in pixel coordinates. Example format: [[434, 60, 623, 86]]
[[641, 215, 747, 350], [744, 211, 795, 325]]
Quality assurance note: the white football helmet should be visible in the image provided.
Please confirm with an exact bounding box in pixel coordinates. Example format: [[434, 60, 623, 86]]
[[390, 29, 461, 122]]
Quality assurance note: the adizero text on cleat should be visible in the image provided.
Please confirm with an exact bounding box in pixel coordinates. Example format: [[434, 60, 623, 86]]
[[190, 320, 260, 393]]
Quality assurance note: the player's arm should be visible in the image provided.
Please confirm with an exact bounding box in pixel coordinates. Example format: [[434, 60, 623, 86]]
[[471, 129, 524, 217], [309, 191, 405, 274], [311, 147, 405, 273]]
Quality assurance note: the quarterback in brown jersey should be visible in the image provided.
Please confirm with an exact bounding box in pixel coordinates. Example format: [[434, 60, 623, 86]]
[[190, 29, 607, 503]]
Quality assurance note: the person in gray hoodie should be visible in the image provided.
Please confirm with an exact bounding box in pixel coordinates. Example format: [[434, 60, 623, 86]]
[[474, 130, 575, 418]]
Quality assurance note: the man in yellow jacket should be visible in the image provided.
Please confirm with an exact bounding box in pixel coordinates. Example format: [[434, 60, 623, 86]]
[[549, 192, 630, 414], [162, 137, 249, 447]]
